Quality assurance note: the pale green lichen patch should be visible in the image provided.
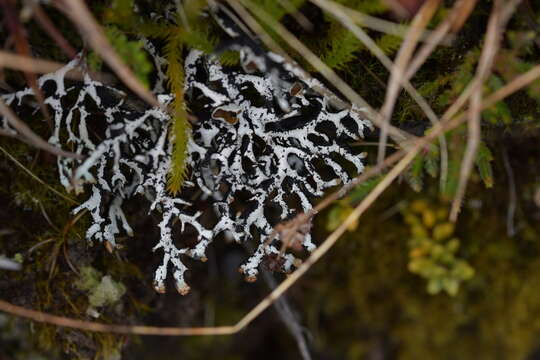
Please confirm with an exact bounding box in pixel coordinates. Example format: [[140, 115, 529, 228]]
[[75, 266, 126, 310]]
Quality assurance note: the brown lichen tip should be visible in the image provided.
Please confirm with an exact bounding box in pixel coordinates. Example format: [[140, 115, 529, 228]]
[[289, 81, 304, 97], [104, 240, 114, 254], [243, 60, 258, 74], [245, 275, 257, 283], [175, 283, 191, 296], [153, 281, 166, 294]]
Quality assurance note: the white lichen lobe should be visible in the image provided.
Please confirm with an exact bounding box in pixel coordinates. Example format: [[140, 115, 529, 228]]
[[1, 48, 369, 293]]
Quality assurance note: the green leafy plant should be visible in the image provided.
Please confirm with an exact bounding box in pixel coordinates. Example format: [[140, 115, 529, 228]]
[[402, 199, 474, 296]]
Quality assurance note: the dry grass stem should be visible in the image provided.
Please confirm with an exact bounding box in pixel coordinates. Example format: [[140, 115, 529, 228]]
[[54, 0, 159, 107], [404, 0, 479, 81], [276, 0, 314, 31], [236, 0, 414, 147], [30, 3, 78, 59], [330, 1, 454, 45], [311, 0, 448, 195], [0, 300, 237, 335], [0, 51, 91, 80], [450, 0, 521, 222], [2, 0, 51, 125], [0, 50, 115, 85], [401, 0, 479, 189], [377, 0, 440, 164], [2, 0, 540, 342], [0, 50, 71, 75], [0, 98, 83, 160], [2, 55, 540, 334]]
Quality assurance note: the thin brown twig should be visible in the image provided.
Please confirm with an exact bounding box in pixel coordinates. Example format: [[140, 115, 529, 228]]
[[27, 238, 55, 255], [330, 1, 454, 46], [30, 3, 78, 59], [310, 0, 448, 203], [450, 0, 480, 33], [235, 0, 414, 147], [377, 0, 441, 164], [0, 50, 75, 76], [0, 299, 237, 335], [0, 98, 83, 160], [450, 0, 521, 221], [402, 0, 479, 190], [404, 0, 479, 81], [0, 127, 17, 138], [276, 0, 314, 31], [63, 239, 80, 275], [2, 58, 540, 334], [1, 0, 51, 124], [53, 0, 159, 107], [0, 50, 114, 83], [262, 59, 540, 317], [37, 200, 60, 233]]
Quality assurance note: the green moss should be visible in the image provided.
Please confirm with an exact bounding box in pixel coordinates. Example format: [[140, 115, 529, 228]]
[[87, 26, 152, 87]]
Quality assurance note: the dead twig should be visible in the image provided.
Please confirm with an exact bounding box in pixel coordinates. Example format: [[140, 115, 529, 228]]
[[330, 1, 454, 46], [37, 200, 60, 233], [310, 0, 448, 201], [405, 0, 479, 81], [0, 98, 83, 160], [450, 0, 521, 222], [0, 50, 72, 74], [0, 50, 114, 83], [2, 58, 540, 334], [377, 0, 440, 164], [0, 299, 237, 335], [53, 0, 159, 107], [29, 3, 78, 59], [1, 0, 51, 124], [402, 0, 479, 190], [235, 0, 414, 148], [276, 0, 313, 31], [27, 238, 55, 255]]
